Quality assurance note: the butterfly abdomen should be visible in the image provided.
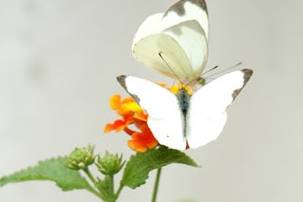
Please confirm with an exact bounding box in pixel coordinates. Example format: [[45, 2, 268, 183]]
[[176, 89, 191, 115], [176, 88, 191, 137]]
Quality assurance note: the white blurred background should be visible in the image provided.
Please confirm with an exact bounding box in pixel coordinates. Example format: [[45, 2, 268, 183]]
[[0, 0, 303, 202]]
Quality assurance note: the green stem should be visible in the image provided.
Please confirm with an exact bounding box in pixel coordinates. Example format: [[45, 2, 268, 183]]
[[84, 167, 98, 185], [115, 183, 124, 200], [83, 168, 103, 200], [151, 168, 162, 202], [110, 175, 114, 194], [87, 186, 103, 200]]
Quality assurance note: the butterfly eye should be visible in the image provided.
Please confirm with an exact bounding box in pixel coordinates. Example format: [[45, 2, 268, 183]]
[[197, 78, 205, 86]]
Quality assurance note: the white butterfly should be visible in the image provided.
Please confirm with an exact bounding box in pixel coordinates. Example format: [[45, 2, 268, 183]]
[[117, 0, 253, 150], [117, 69, 252, 150]]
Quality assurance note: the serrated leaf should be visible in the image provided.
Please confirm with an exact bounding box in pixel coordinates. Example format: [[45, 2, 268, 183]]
[[0, 157, 94, 193], [121, 146, 198, 189]]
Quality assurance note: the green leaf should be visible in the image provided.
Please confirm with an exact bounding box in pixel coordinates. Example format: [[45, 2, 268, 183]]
[[0, 157, 94, 193], [121, 146, 198, 189]]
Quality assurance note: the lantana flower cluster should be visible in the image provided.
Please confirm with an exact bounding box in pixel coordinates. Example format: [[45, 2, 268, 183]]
[[104, 94, 158, 152], [104, 83, 193, 153]]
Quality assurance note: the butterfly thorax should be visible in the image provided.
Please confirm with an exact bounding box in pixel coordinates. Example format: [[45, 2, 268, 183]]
[[176, 88, 191, 116]]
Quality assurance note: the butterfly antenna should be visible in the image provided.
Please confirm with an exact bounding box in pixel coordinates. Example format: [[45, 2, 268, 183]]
[[206, 62, 243, 78], [158, 52, 182, 83], [184, 66, 220, 87], [202, 65, 219, 75]]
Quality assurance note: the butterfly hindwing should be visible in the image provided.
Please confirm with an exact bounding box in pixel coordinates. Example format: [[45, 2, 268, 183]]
[[187, 69, 253, 148], [117, 76, 187, 150]]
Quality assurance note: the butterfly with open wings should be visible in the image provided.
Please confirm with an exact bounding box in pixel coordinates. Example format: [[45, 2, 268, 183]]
[[117, 0, 253, 151]]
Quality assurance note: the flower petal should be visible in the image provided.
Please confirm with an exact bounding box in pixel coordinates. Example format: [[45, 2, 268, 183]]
[[133, 112, 148, 122], [119, 102, 142, 115], [104, 119, 127, 133], [105, 94, 160, 153], [127, 128, 158, 153], [128, 140, 147, 153], [110, 95, 122, 110]]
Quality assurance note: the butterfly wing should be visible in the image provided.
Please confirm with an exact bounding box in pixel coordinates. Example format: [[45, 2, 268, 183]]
[[163, 0, 209, 38], [187, 69, 253, 149], [117, 75, 187, 150], [132, 0, 208, 82]]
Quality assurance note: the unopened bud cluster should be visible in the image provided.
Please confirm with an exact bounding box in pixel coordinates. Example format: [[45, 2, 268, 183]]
[[95, 152, 124, 175], [67, 145, 95, 170]]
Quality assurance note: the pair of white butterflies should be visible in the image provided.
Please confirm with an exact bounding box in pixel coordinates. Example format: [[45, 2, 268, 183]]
[[117, 0, 253, 151]]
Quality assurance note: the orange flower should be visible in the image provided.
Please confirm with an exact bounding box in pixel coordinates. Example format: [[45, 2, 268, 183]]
[[128, 124, 158, 153], [104, 94, 158, 153]]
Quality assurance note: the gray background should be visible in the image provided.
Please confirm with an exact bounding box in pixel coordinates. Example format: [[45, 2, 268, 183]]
[[0, 0, 302, 202]]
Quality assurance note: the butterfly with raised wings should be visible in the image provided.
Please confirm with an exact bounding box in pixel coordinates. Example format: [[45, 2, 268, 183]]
[[117, 0, 253, 151]]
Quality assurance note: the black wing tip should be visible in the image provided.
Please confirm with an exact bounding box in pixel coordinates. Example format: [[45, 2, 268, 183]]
[[116, 75, 141, 104], [242, 68, 253, 75], [116, 75, 127, 88], [241, 69, 254, 83], [165, 0, 208, 17], [116, 75, 126, 80], [117, 75, 126, 82], [197, 0, 208, 12], [188, 0, 208, 11], [231, 69, 253, 101], [189, 0, 208, 11]]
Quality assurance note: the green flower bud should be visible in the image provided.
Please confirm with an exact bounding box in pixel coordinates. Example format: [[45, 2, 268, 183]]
[[66, 145, 95, 170], [96, 152, 124, 176]]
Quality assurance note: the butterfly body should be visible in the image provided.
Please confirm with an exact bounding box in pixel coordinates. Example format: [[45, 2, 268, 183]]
[[176, 87, 191, 137], [176, 88, 191, 117]]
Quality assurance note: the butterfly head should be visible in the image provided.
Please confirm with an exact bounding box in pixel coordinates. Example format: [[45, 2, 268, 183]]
[[170, 83, 194, 96], [185, 76, 206, 87]]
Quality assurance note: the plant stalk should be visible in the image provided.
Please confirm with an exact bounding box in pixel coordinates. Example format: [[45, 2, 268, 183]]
[[151, 168, 162, 202], [83, 168, 103, 200], [84, 168, 98, 185], [115, 183, 124, 199]]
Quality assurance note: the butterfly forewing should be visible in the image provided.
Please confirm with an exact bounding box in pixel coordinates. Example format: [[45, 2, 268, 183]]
[[186, 69, 253, 148], [117, 76, 187, 150], [163, 0, 209, 38]]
